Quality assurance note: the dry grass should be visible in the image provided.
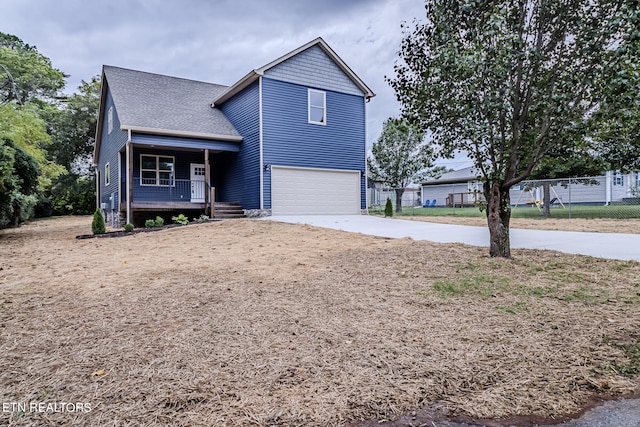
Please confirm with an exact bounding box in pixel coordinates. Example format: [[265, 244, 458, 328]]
[[1, 216, 639, 426]]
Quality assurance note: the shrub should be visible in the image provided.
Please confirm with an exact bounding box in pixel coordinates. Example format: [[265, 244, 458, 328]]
[[145, 219, 156, 228], [172, 213, 189, 225], [123, 223, 134, 232], [154, 216, 165, 227], [92, 209, 106, 235], [384, 197, 393, 217]]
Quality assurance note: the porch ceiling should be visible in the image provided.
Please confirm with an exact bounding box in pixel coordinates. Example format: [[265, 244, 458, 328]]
[[131, 133, 241, 152]]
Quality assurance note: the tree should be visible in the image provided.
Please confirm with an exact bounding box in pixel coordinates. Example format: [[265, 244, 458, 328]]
[[388, 0, 637, 257], [48, 77, 100, 175], [44, 77, 100, 215], [0, 32, 66, 104], [367, 118, 440, 213], [0, 137, 40, 228], [0, 102, 65, 188], [592, 37, 640, 172]]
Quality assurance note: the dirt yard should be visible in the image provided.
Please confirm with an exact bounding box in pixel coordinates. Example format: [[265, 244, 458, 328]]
[[1, 216, 639, 426]]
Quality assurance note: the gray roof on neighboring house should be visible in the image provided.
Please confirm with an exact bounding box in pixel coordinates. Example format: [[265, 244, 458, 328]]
[[103, 65, 242, 140], [422, 166, 479, 185]]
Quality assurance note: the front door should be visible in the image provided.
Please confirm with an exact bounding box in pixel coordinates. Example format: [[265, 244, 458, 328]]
[[190, 163, 206, 202]]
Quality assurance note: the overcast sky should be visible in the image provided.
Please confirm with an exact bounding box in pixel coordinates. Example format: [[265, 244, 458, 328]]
[[0, 0, 471, 168]]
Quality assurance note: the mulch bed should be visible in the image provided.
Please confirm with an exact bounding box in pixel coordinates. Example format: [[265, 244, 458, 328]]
[[75, 220, 221, 239]]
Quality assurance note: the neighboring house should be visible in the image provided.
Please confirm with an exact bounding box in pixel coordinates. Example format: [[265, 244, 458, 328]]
[[420, 166, 483, 207], [367, 181, 421, 207], [93, 37, 375, 224], [421, 167, 640, 207]]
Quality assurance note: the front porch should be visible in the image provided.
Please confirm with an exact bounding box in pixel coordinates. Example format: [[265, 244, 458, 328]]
[[112, 134, 243, 222], [121, 178, 212, 211]]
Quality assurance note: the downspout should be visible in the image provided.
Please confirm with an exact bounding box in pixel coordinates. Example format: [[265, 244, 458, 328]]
[[605, 170, 612, 205], [95, 166, 100, 210], [259, 76, 264, 210], [364, 96, 368, 214], [126, 129, 132, 224]]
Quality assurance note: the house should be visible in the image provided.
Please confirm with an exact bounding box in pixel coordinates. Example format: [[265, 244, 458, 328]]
[[367, 180, 421, 208], [421, 166, 640, 207], [420, 166, 483, 207], [93, 37, 375, 225]]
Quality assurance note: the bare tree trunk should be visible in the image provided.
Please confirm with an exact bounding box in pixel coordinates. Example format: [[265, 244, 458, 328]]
[[542, 182, 551, 218], [395, 188, 405, 213], [485, 182, 511, 258]]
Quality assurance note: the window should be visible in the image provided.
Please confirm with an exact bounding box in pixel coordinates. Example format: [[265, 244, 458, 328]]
[[108, 106, 113, 134], [140, 155, 174, 186], [308, 89, 326, 125], [613, 171, 624, 186], [104, 163, 110, 186]]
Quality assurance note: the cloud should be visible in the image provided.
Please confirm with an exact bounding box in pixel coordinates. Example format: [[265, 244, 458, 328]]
[[0, 0, 427, 147]]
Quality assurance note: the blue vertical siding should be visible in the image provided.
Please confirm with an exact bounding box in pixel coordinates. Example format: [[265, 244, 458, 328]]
[[219, 81, 261, 209], [261, 77, 366, 209], [98, 87, 127, 207]]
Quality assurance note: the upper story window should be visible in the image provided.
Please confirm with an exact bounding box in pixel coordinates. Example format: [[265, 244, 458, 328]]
[[108, 106, 113, 134], [308, 89, 326, 125], [141, 155, 174, 186]]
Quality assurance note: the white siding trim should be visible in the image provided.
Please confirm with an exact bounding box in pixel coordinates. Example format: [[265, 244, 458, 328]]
[[259, 76, 264, 210]]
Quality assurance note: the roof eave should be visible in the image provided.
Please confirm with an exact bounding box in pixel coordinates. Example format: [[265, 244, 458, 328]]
[[123, 125, 243, 142], [92, 67, 109, 166], [211, 70, 261, 107]]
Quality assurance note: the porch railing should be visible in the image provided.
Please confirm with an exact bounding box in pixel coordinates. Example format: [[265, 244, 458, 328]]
[[131, 178, 208, 203]]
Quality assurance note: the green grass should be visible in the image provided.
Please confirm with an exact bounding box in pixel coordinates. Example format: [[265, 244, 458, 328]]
[[369, 204, 640, 219], [603, 335, 640, 376], [431, 272, 510, 299]]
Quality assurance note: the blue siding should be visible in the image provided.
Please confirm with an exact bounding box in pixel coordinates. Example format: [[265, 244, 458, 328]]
[[264, 45, 362, 96], [131, 147, 205, 202], [261, 78, 366, 209], [98, 88, 127, 207], [219, 81, 261, 209]]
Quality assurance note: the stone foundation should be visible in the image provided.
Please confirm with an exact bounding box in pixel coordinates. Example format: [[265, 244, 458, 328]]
[[243, 209, 272, 218], [102, 209, 125, 228]]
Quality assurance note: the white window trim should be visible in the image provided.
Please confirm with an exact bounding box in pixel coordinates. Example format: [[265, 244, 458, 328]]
[[108, 106, 113, 134], [613, 171, 624, 186], [308, 89, 326, 125], [140, 154, 175, 187], [104, 163, 110, 186]]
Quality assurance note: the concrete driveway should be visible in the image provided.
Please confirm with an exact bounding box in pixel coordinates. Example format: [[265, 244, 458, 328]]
[[266, 215, 640, 262]]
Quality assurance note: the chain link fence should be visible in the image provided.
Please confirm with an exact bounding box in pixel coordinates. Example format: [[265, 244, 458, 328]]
[[369, 173, 640, 219]]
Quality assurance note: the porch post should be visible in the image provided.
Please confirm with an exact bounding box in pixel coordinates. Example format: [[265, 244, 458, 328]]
[[204, 149, 210, 215], [126, 141, 132, 224]]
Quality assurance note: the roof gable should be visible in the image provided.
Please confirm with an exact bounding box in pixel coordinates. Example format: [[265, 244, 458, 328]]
[[263, 44, 362, 95], [212, 37, 375, 106]]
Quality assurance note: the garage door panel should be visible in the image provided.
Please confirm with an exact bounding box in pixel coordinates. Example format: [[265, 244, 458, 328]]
[[272, 167, 360, 215]]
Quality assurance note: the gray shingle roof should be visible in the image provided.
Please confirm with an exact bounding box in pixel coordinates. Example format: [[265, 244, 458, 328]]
[[423, 166, 479, 185], [103, 66, 241, 139]]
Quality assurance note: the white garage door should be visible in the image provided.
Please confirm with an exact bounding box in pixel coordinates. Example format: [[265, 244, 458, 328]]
[[271, 166, 360, 215]]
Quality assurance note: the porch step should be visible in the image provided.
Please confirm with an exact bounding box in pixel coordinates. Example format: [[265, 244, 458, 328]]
[[213, 202, 245, 219]]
